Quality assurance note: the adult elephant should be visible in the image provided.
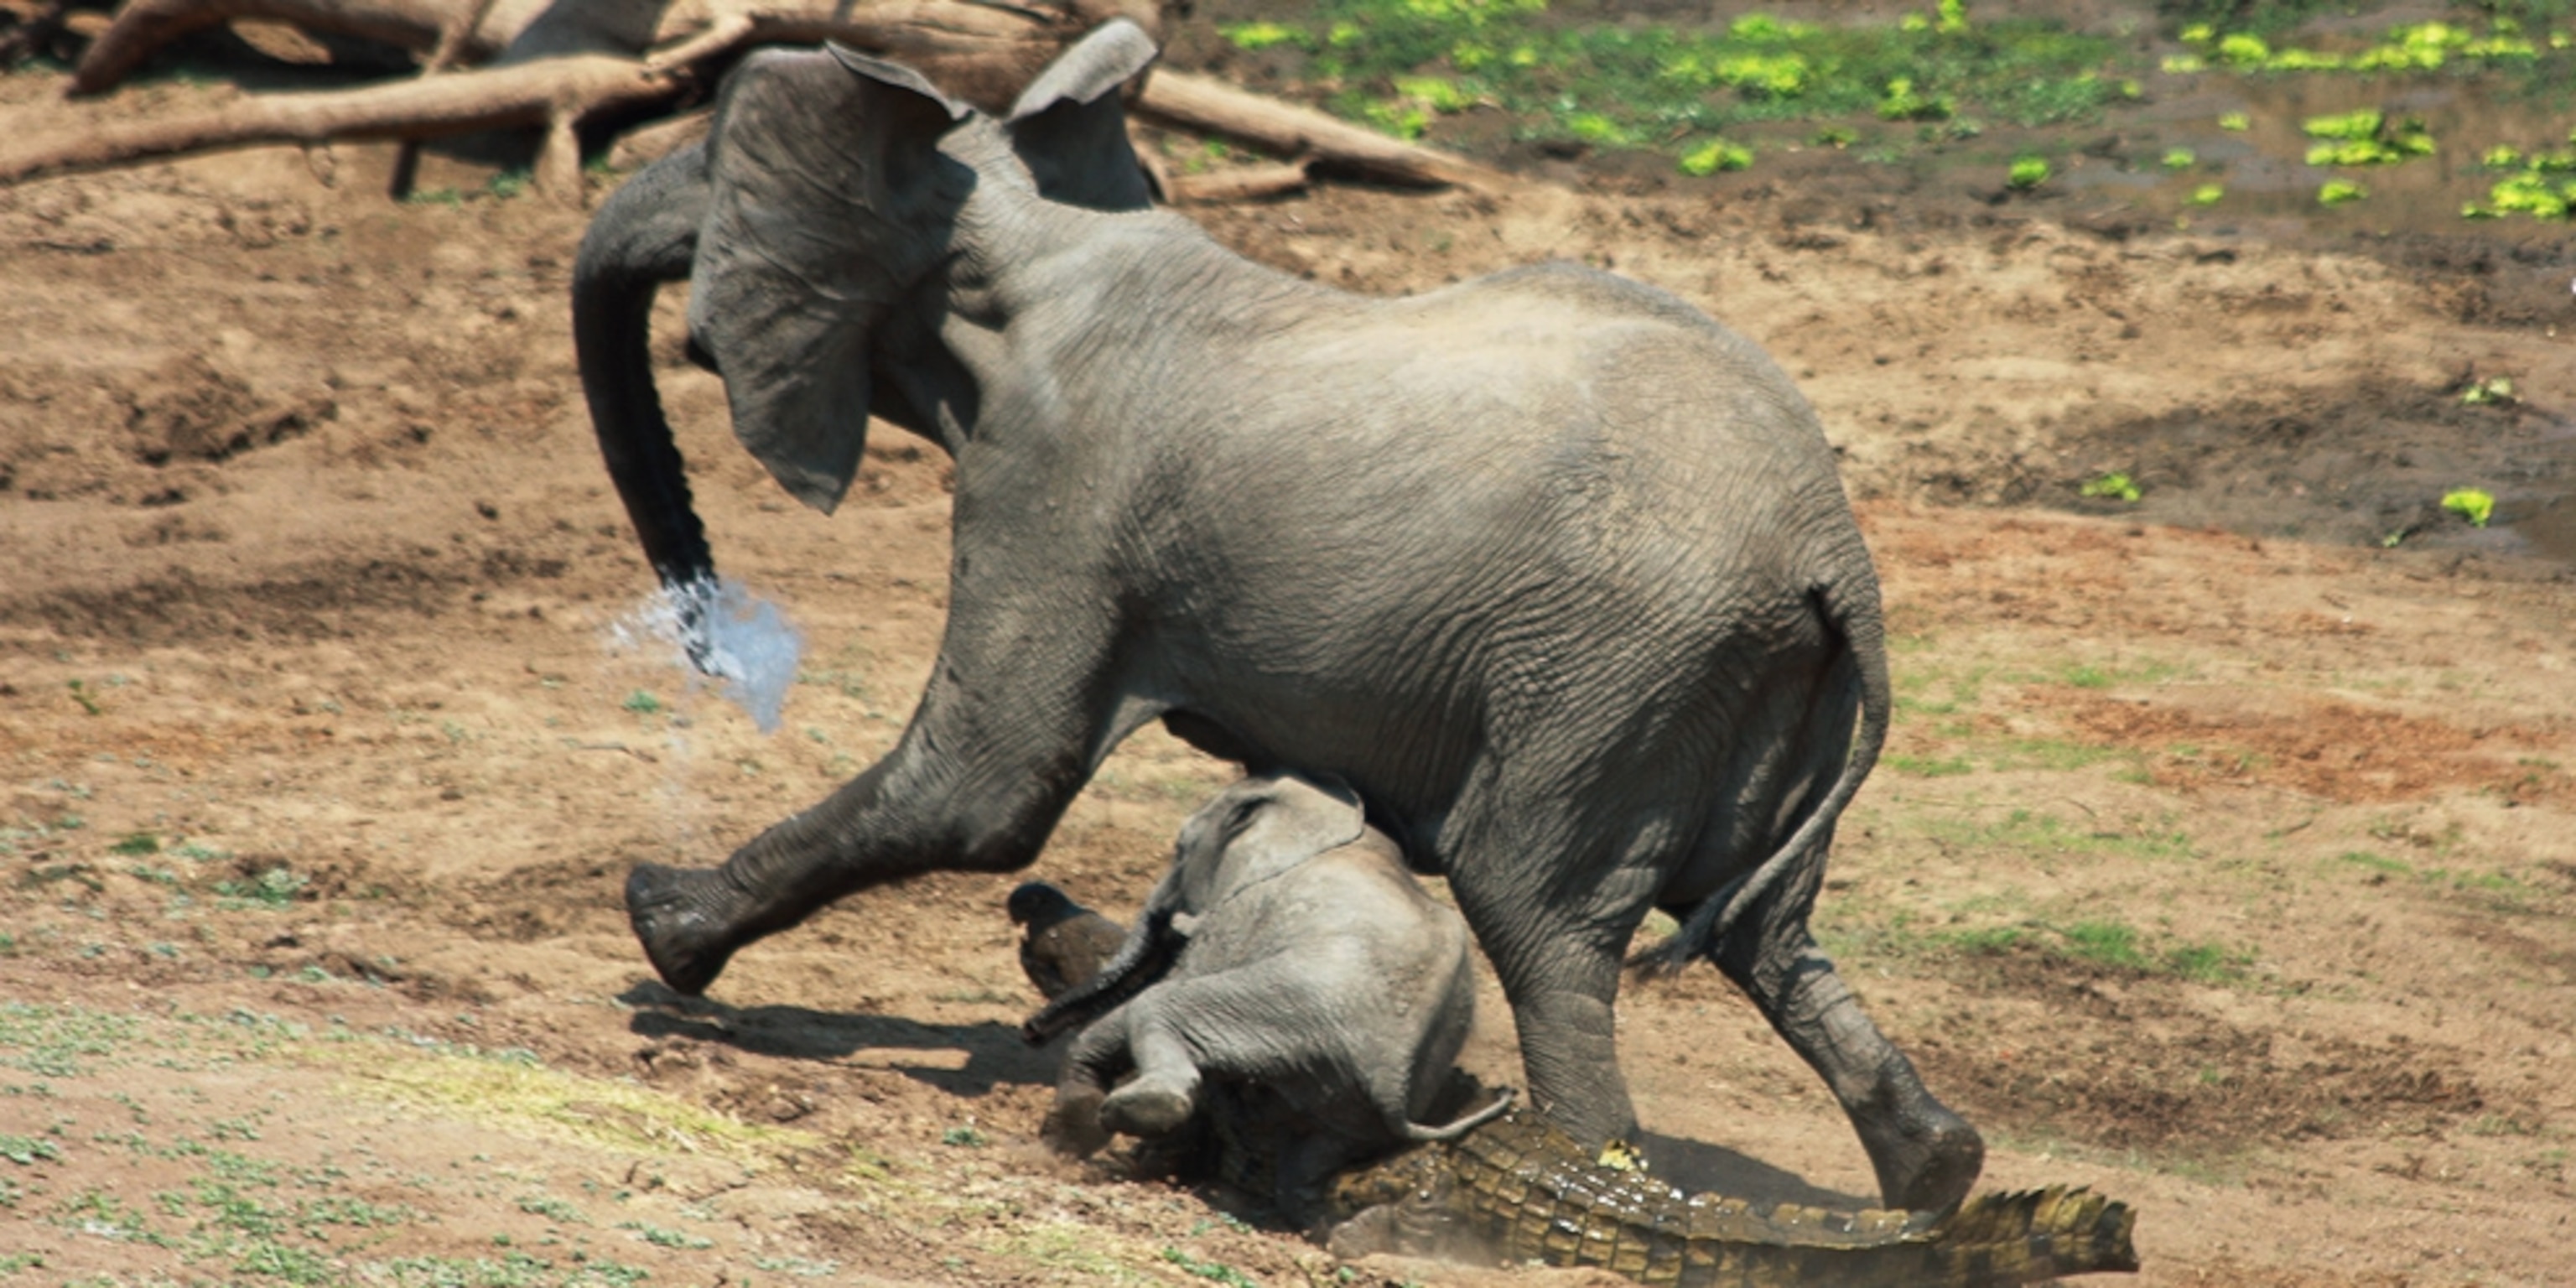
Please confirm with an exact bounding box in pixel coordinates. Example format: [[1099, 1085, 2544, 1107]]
[[579, 24, 1986, 1213]]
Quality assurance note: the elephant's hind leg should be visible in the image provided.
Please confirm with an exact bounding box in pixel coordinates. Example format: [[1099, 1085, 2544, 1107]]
[[1442, 788, 1664, 1153], [1712, 886, 1983, 1212]]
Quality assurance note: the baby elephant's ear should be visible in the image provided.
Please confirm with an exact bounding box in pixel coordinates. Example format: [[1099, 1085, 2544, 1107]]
[[1225, 773, 1368, 886], [687, 47, 967, 513], [1002, 18, 1158, 211]]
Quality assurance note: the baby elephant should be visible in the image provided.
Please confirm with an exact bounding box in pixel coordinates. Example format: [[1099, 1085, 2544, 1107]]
[[1024, 773, 1509, 1192]]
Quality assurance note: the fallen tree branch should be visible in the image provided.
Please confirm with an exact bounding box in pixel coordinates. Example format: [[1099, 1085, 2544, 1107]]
[[71, 0, 1155, 106], [27, 0, 1493, 203], [1133, 69, 1506, 193], [387, 0, 503, 198], [71, 0, 497, 93], [0, 53, 680, 186], [1166, 160, 1308, 204]]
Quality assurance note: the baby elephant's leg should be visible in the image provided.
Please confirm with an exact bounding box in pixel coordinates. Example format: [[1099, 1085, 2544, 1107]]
[[1045, 1010, 1135, 1156], [1097, 989, 1207, 1138]]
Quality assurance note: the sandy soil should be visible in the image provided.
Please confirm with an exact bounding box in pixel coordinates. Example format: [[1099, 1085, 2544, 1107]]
[[3, 54, 2574, 1288]]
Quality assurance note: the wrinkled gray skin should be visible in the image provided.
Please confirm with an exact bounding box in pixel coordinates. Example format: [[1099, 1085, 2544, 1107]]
[[589, 24, 1984, 1213], [569, 21, 1158, 602], [1034, 774, 1512, 1196]]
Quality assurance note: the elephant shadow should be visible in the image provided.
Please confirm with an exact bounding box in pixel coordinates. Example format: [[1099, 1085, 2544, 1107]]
[[617, 980, 1057, 1098], [1641, 1132, 1881, 1212]]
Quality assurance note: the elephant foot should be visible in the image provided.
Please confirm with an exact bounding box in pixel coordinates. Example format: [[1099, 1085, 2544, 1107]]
[[626, 863, 741, 996], [1861, 1099, 1985, 1213], [1100, 1078, 1197, 1138], [1041, 1086, 1112, 1157]]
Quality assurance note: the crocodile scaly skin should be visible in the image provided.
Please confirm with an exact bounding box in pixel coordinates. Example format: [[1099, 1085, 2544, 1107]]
[[1326, 1109, 2137, 1287]]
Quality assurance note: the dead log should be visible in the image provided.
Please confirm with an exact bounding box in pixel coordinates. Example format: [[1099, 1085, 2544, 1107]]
[[0, 52, 679, 186], [71, 0, 516, 92], [24, 0, 1499, 202], [1166, 160, 1306, 204], [387, 0, 504, 198], [1133, 70, 1506, 193], [71, 0, 1155, 106]]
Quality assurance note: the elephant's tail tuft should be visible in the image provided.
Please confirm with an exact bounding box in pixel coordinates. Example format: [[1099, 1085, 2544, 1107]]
[[1628, 569, 1892, 977]]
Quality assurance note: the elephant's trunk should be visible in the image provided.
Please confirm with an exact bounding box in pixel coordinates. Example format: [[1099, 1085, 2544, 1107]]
[[572, 142, 719, 662]]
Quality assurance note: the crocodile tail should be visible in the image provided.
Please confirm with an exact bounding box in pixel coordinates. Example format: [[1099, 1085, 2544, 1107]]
[[1630, 570, 1893, 977], [1920, 1186, 2141, 1285]]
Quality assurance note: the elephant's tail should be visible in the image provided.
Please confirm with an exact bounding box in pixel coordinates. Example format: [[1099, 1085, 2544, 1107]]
[[1396, 1086, 1516, 1143], [1628, 564, 1892, 975], [1021, 905, 1181, 1044], [571, 141, 719, 624]]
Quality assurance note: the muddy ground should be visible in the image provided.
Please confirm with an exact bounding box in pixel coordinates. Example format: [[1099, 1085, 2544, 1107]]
[[4, 36, 2576, 1288]]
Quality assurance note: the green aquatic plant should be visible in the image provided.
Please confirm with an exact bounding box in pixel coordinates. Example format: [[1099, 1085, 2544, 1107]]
[[1677, 138, 1754, 174], [2318, 179, 2366, 205], [1222, 21, 1306, 51], [2460, 376, 2516, 405], [2080, 472, 2142, 502], [2007, 155, 2051, 188], [2442, 488, 2496, 527]]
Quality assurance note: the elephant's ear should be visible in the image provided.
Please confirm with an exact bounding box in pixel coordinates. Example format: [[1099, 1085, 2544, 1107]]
[[1201, 774, 1368, 900], [1002, 18, 1158, 211], [686, 47, 969, 514]]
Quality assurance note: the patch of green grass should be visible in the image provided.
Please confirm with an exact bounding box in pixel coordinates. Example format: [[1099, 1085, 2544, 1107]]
[[1925, 807, 2195, 862], [620, 690, 663, 715], [0, 1135, 63, 1165], [1277, 0, 2126, 165], [2058, 919, 2152, 970], [1161, 1247, 1261, 1288], [2441, 487, 2496, 527], [617, 1220, 713, 1249], [214, 866, 309, 910], [1677, 137, 1755, 174], [517, 1194, 588, 1224], [2080, 470, 2142, 502], [1886, 754, 1976, 776], [2007, 154, 2052, 189], [2333, 849, 2416, 877], [0, 1004, 143, 1078]]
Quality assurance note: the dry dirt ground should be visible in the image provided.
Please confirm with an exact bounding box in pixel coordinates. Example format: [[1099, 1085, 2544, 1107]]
[[5, 60, 2576, 1288]]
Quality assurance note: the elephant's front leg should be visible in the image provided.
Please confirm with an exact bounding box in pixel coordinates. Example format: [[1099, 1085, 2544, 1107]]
[[626, 576, 1130, 995]]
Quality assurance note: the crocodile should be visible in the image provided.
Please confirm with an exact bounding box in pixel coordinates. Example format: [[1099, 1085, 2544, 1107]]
[[1321, 1108, 2138, 1287]]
